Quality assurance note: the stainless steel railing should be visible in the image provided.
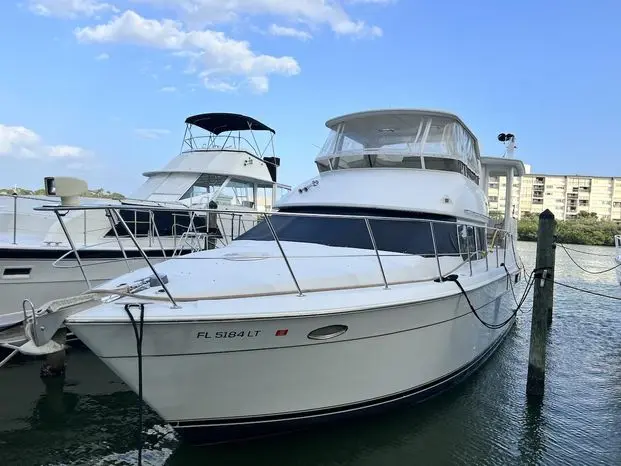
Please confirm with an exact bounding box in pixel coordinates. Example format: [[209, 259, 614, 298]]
[[0, 193, 60, 245], [2, 193, 255, 253], [33, 203, 518, 306]]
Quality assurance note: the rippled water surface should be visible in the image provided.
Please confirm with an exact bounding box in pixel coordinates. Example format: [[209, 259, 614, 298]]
[[1, 242, 620, 465]]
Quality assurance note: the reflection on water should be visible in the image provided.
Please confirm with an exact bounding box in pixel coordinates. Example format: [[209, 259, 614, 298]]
[[0, 242, 620, 465]]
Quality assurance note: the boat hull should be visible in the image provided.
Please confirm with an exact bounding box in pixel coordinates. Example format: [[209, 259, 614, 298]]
[[0, 250, 168, 329], [176, 322, 512, 444], [68, 272, 518, 444]]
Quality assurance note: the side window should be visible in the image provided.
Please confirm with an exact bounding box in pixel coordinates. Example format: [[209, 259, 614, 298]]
[[457, 225, 478, 260], [475, 227, 487, 259]]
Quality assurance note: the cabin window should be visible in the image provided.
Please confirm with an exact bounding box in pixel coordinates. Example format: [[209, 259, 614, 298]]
[[181, 174, 227, 200], [316, 114, 479, 179], [256, 183, 274, 212], [236, 207, 460, 256], [217, 178, 255, 207], [457, 225, 487, 260], [103, 209, 208, 238]]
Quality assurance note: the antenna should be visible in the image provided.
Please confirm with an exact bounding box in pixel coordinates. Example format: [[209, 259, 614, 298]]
[[498, 133, 517, 158]]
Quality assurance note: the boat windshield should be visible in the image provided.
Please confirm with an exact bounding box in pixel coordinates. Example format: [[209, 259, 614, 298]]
[[235, 207, 482, 256], [316, 112, 479, 182]]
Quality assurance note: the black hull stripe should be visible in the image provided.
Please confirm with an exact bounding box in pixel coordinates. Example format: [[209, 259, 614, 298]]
[[172, 320, 513, 444], [0, 247, 185, 260]]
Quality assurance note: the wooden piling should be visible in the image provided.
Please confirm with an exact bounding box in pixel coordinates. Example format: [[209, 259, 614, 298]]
[[526, 209, 556, 397], [40, 328, 67, 378]]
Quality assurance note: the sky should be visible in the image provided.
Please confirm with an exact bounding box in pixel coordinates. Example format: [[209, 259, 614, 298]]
[[0, 0, 620, 194]]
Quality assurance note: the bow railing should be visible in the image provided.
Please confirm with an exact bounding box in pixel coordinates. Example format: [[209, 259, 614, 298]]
[[32, 203, 519, 308]]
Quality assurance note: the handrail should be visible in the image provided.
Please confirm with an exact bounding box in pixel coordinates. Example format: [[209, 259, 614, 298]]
[[37, 203, 517, 310], [33, 203, 513, 234], [182, 134, 273, 160]]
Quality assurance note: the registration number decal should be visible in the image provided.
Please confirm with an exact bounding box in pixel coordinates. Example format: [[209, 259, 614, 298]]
[[196, 330, 261, 339]]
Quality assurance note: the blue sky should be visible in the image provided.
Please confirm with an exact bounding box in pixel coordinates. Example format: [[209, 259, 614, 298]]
[[1, 0, 620, 193]]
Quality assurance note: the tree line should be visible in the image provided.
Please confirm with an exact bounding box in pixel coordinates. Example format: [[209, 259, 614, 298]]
[[0, 187, 125, 200], [517, 211, 619, 246]]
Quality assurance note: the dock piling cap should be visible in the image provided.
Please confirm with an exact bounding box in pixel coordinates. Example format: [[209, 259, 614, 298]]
[[539, 209, 554, 219], [17, 338, 66, 356]]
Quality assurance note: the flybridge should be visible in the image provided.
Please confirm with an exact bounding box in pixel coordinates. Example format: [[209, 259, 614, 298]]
[[128, 112, 290, 206], [314, 109, 481, 183], [180, 112, 279, 173]]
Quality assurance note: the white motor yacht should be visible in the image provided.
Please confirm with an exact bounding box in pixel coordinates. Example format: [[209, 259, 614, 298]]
[[0, 112, 289, 330], [17, 109, 526, 444]]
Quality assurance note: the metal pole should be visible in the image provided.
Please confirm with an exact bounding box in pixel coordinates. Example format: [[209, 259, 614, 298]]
[[364, 218, 389, 289], [150, 212, 167, 258], [12, 193, 17, 244], [208, 201, 218, 250], [484, 227, 489, 271], [148, 211, 153, 248], [526, 209, 556, 398], [55, 210, 92, 289], [83, 211, 87, 247], [115, 208, 179, 308], [264, 214, 303, 296], [173, 213, 177, 249], [429, 222, 443, 279], [106, 208, 132, 272], [466, 227, 473, 276]]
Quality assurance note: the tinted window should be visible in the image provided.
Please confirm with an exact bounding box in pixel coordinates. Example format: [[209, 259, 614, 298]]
[[236, 207, 460, 256], [104, 209, 208, 238]]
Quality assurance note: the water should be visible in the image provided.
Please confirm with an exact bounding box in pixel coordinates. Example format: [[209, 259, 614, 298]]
[[1, 241, 620, 465]]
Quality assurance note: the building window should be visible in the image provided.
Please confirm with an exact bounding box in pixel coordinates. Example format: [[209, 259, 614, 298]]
[[488, 196, 498, 202]]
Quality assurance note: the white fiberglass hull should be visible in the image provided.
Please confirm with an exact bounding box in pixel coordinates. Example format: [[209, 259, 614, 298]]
[[0, 254, 166, 330], [67, 270, 520, 443]]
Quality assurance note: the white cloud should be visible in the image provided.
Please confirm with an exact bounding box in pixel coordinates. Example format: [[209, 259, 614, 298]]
[[131, 0, 383, 38], [159, 86, 177, 92], [47, 145, 88, 157], [247, 76, 269, 93], [28, 0, 118, 18], [95, 52, 110, 60], [268, 24, 312, 41], [134, 128, 171, 139], [0, 124, 89, 159], [202, 78, 237, 92], [75, 10, 301, 93]]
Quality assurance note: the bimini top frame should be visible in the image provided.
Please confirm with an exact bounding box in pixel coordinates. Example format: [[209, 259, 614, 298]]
[[180, 113, 277, 161]]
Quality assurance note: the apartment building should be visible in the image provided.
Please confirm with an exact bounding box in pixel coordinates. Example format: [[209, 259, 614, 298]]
[[487, 165, 621, 220]]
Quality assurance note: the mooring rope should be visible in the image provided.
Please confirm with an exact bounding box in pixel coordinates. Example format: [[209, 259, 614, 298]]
[[124, 303, 145, 466], [439, 265, 536, 330], [557, 243, 621, 275]]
